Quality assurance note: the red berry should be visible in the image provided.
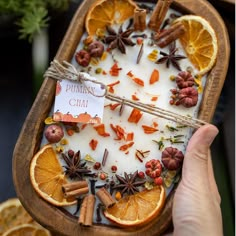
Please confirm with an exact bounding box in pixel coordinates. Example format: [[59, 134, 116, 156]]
[[111, 165, 117, 173], [136, 38, 143, 45], [93, 162, 101, 170], [155, 169, 162, 177], [44, 124, 64, 143], [99, 172, 107, 180], [67, 149, 74, 158], [145, 162, 152, 168], [150, 172, 157, 179], [138, 171, 145, 179], [145, 169, 151, 176], [154, 177, 163, 185]]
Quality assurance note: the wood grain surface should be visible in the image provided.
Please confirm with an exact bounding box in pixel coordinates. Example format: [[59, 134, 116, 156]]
[[12, 0, 230, 235]]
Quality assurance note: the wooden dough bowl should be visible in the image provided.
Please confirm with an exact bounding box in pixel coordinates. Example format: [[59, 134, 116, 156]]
[[13, 0, 230, 235]]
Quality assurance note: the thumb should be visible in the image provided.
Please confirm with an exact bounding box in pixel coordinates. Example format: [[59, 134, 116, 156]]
[[182, 124, 219, 186]]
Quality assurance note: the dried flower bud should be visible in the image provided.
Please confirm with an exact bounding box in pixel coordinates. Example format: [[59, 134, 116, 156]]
[[75, 49, 91, 67], [176, 71, 195, 88], [161, 147, 184, 170], [145, 159, 162, 179], [88, 41, 104, 57], [178, 87, 198, 108]]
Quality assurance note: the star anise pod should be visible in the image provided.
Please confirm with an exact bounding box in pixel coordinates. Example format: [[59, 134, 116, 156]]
[[156, 41, 186, 71], [113, 170, 146, 195], [61, 150, 91, 179], [103, 25, 135, 54]]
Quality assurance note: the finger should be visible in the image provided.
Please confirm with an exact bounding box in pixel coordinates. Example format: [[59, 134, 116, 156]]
[[182, 124, 219, 187], [208, 150, 221, 204]]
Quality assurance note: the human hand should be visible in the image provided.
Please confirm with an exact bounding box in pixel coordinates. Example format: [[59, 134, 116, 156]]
[[171, 124, 223, 236]]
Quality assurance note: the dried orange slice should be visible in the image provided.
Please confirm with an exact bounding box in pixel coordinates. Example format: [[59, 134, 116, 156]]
[[85, 0, 138, 36], [0, 198, 34, 234], [30, 144, 77, 206], [104, 186, 165, 227], [174, 15, 218, 75], [2, 223, 51, 236]]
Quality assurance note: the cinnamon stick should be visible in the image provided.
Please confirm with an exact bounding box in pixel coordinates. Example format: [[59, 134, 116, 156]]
[[62, 180, 88, 193], [133, 8, 147, 31], [102, 148, 109, 166], [148, 0, 174, 32], [64, 186, 89, 198], [78, 194, 96, 226], [154, 22, 186, 48], [136, 43, 144, 64], [96, 187, 116, 208]]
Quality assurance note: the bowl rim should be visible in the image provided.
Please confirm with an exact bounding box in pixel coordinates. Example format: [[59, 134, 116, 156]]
[[13, 0, 230, 235]]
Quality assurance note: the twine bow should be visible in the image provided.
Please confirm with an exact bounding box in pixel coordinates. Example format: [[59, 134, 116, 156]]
[[44, 60, 208, 129]]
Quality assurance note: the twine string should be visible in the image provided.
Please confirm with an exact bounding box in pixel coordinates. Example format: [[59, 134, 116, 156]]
[[44, 60, 208, 129], [45, 60, 107, 97]]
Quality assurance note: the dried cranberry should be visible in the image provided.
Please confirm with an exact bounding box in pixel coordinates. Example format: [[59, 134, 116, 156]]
[[75, 49, 91, 67], [88, 41, 104, 57], [176, 71, 195, 88], [154, 176, 163, 185], [161, 147, 184, 170]]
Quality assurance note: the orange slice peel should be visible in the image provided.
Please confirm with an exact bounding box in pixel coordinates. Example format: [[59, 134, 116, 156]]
[[85, 0, 138, 36], [174, 15, 218, 75], [104, 185, 165, 227], [30, 144, 77, 207]]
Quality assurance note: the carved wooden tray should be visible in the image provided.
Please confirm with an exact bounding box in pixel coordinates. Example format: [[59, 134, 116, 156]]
[[13, 0, 230, 235]]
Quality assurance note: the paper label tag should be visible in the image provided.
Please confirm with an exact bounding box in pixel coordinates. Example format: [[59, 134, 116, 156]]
[[53, 75, 105, 124]]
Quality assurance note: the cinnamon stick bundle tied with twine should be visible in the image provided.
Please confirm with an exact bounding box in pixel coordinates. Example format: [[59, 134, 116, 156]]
[[44, 60, 208, 129]]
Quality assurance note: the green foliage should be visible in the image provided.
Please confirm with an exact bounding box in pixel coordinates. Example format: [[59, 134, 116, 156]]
[[0, 0, 70, 42]]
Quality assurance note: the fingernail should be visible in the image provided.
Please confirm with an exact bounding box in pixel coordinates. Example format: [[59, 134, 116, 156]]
[[202, 125, 219, 146]]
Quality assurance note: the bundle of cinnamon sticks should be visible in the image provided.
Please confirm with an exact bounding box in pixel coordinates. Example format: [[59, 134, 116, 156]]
[[62, 181, 116, 226]]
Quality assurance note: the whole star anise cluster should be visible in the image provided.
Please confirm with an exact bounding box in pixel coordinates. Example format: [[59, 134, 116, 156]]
[[103, 25, 135, 54], [61, 150, 91, 179], [156, 41, 186, 71], [112, 170, 146, 195]]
